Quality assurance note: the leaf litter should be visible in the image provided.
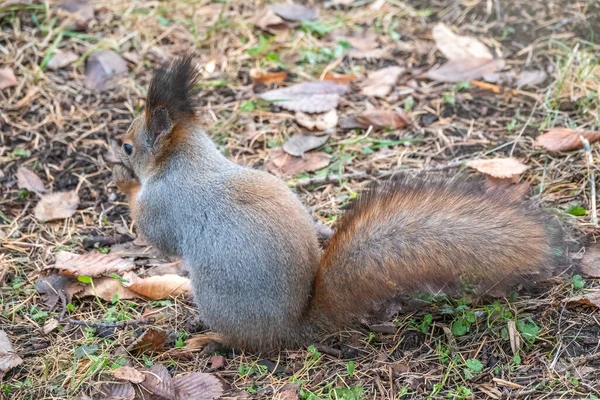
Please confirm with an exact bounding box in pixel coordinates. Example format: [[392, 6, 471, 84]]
[[283, 134, 329, 157], [16, 166, 46, 195], [259, 80, 348, 112], [266, 147, 331, 176], [534, 128, 600, 152], [34, 191, 80, 222]]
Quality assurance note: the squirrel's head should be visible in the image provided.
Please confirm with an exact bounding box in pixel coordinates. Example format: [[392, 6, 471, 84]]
[[119, 54, 201, 180]]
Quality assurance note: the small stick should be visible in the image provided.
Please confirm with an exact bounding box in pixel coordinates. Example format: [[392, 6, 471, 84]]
[[581, 136, 597, 226], [62, 317, 155, 329]]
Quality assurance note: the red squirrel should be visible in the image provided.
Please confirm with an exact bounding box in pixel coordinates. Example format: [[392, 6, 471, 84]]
[[112, 55, 567, 352]]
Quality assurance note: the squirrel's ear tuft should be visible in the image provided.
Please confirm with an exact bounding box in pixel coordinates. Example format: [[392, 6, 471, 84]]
[[145, 54, 200, 148]]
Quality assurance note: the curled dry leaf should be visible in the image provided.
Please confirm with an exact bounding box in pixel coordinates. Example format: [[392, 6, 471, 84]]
[[432, 23, 493, 61], [534, 128, 600, 152], [254, 7, 288, 36], [323, 72, 357, 85], [266, 148, 331, 176], [507, 320, 521, 355], [283, 134, 329, 157], [128, 328, 169, 355], [272, 3, 318, 21], [16, 166, 46, 195], [34, 190, 80, 222], [43, 318, 59, 335], [0, 67, 17, 90], [355, 110, 411, 130], [93, 382, 135, 400], [139, 364, 175, 399], [466, 158, 529, 180], [250, 70, 287, 85], [581, 244, 600, 278], [122, 272, 191, 300], [112, 366, 145, 384], [426, 58, 505, 83], [295, 109, 338, 131], [51, 251, 135, 277], [174, 372, 224, 400], [47, 49, 79, 70], [564, 292, 600, 309], [259, 81, 348, 113], [361, 66, 404, 97], [0, 330, 23, 380], [85, 50, 128, 91]]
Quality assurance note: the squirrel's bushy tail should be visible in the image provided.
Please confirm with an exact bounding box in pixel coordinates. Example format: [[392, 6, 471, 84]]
[[307, 174, 567, 330]]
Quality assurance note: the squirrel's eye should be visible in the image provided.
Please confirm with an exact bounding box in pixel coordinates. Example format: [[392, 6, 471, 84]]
[[123, 143, 133, 155]]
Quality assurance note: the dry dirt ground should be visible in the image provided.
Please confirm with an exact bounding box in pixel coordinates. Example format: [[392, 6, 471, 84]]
[[2, 0, 600, 399]]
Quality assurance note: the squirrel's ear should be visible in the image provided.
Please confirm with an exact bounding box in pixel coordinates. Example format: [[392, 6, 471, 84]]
[[147, 107, 172, 151]]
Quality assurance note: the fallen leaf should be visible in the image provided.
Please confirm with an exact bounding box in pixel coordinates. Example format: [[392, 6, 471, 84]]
[[122, 272, 191, 300], [432, 23, 493, 61], [466, 158, 529, 180], [16, 167, 46, 195], [210, 355, 226, 369], [361, 66, 404, 97], [426, 58, 505, 83], [78, 277, 140, 301], [272, 3, 317, 21], [51, 251, 134, 277], [0, 330, 23, 380], [56, 0, 94, 30], [43, 318, 59, 335], [84, 50, 128, 91], [295, 109, 338, 131], [266, 148, 331, 176], [35, 274, 83, 308], [534, 128, 600, 152], [564, 292, 600, 309], [34, 191, 80, 222], [347, 48, 391, 60], [0, 68, 17, 90], [174, 372, 224, 399], [184, 332, 224, 351], [283, 134, 329, 157], [355, 110, 411, 130], [276, 383, 300, 400], [507, 320, 521, 355], [484, 69, 548, 87], [139, 364, 175, 399], [259, 81, 348, 113], [47, 49, 79, 70], [128, 328, 168, 355], [251, 70, 287, 85], [112, 366, 145, 384], [581, 244, 600, 278], [255, 7, 288, 36], [323, 72, 357, 85], [93, 382, 135, 400]]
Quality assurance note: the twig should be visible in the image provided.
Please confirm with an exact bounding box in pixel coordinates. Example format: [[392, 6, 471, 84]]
[[556, 352, 600, 373], [581, 136, 598, 226], [62, 317, 155, 329]]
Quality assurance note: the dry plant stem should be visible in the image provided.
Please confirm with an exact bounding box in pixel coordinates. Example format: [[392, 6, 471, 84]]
[[62, 317, 155, 328], [580, 136, 598, 226]]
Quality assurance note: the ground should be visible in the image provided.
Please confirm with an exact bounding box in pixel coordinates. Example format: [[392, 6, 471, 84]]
[[1, 0, 600, 399]]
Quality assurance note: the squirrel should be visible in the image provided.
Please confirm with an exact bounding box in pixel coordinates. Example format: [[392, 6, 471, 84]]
[[112, 55, 568, 352]]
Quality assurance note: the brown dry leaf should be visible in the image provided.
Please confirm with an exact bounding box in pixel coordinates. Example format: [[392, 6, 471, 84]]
[[276, 383, 300, 400], [355, 110, 411, 130], [347, 48, 391, 60], [272, 3, 318, 21], [209, 355, 226, 369], [139, 364, 175, 399], [47, 49, 79, 70], [128, 328, 168, 355], [0, 330, 23, 380], [534, 128, 600, 152], [361, 66, 404, 97], [174, 372, 224, 399], [507, 320, 521, 355], [484, 69, 548, 87], [184, 332, 224, 351], [426, 58, 505, 83], [16, 166, 46, 195], [78, 277, 140, 301], [581, 244, 600, 278], [51, 251, 135, 277], [432, 23, 493, 61], [295, 109, 338, 131], [266, 148, 331, 176], [466, 158, 529, 180], [0, 67, 17, 90], [250, 70, 287, 85], [43, 318, 59, 335], [56, 0, 94, 30], [122, 272, 191, 300], [112, 366, 145, 384], [564, 292, 600, 309], [323, 72, 357, 85], [283, 134, 329, 157], [85, 50, 128, 91], [34, 190, 79, 222], [259, 81, 348, 113], [255, 7, 288, 36], [35, 274, 83, 308], [93, 382, 135, 400]]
